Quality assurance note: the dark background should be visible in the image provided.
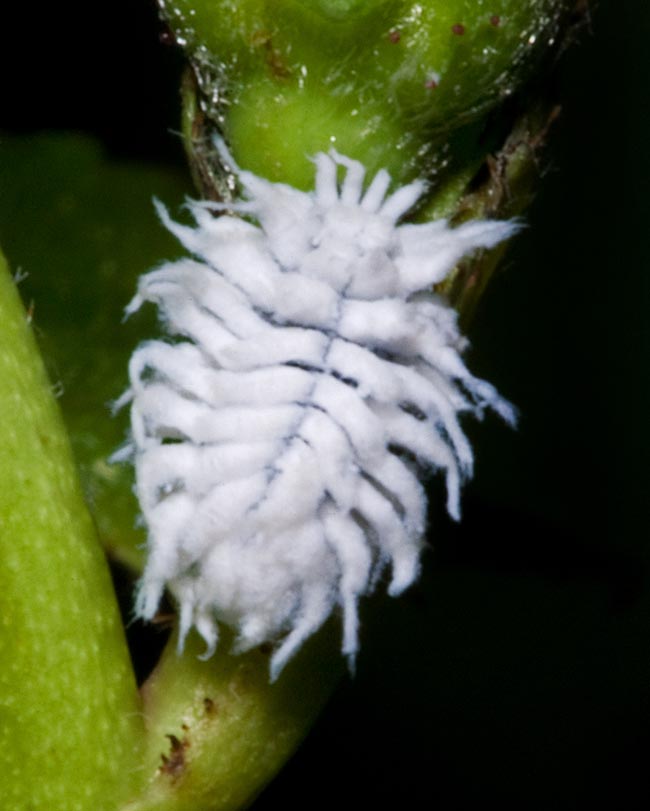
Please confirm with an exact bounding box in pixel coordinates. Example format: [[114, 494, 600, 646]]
[[2, 1, 649, 808]]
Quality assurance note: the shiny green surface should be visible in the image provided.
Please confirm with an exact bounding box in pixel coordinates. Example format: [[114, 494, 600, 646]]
[[162, 0, 571, 186]]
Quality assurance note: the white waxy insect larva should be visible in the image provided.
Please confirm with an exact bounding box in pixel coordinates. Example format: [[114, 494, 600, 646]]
[[118, 143, 519, 681]]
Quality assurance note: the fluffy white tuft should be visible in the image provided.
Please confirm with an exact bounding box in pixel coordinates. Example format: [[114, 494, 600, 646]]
[[120, 146, 517, 680]]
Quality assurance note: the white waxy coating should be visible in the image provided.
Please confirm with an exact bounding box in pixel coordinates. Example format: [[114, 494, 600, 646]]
[[120, 145, 517, 680]]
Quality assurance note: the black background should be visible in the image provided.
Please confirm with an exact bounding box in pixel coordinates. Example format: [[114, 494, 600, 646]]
[[1, 1, 649, 808]]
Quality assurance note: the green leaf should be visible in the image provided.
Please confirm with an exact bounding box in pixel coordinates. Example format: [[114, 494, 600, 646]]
[[0, 133, 191, 571]]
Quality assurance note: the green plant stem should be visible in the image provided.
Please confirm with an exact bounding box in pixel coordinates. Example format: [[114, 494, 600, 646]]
[[123, 626, 342, 811], [0, 250, 144, 810]]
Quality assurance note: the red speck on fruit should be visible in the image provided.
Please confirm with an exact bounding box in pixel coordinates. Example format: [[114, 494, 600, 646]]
[[452, 23, 466, 36], [425, 78, 438, 90], [388, 29, 401, 44], [490, 15, 501, 27]]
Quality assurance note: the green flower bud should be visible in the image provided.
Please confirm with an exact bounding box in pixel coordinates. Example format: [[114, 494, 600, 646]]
[[160, 0, 575, 190]]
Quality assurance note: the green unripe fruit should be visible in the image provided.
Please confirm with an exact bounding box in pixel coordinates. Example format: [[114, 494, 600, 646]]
[[161, 0, 574, 188]]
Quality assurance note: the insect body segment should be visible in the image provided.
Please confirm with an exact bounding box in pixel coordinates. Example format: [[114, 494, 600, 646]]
[[122, 146, 517, 680]]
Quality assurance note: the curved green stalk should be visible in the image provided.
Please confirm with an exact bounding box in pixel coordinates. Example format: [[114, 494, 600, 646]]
[[0, 250, 144, 809], [123, 627, 341, 811]]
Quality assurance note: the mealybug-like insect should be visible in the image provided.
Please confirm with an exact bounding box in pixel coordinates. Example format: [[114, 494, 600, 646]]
[[117, 145, 517, 680]]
